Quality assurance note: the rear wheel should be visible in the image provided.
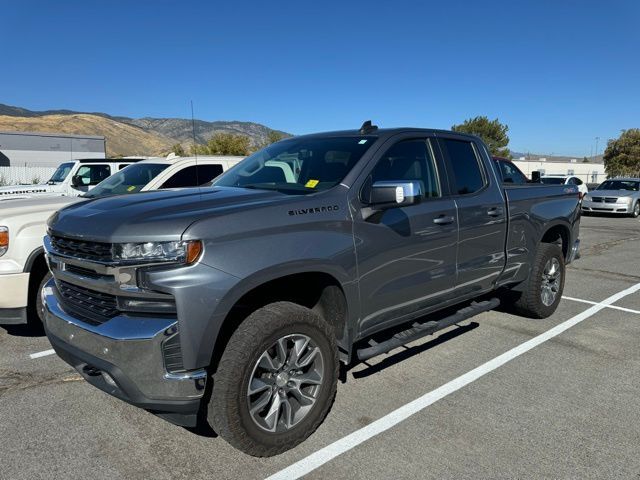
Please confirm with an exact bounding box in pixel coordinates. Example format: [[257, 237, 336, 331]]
[[630, 201, 639, 218], [502, 243, 565, 319], [208, 301, 338, 456]]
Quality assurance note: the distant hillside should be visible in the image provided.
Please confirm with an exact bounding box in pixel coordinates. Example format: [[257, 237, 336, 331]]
[[0, 114, 175, 156], [511, 151, 604, 163], [0, 103, 289, 156]]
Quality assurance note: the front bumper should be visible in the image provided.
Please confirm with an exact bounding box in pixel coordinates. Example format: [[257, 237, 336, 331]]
[[0, 272, 30, 325], [582, 200, 632, 214], [42, 279, 206, 426]]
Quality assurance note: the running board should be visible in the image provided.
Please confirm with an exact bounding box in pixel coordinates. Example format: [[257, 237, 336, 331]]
[[356, 298, 500, 361]]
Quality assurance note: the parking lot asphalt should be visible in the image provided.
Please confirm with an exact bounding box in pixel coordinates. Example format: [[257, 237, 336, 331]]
[[1, 214, 639, 480]]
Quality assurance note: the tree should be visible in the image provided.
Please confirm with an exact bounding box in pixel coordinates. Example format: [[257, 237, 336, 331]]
[[192, 133, 251, 156], [451, 116, 510, 157], [171, 143, 187, 156], [582, 156, 589, 163], [603, 129, 640, 177], [255, 130, 290, 150]]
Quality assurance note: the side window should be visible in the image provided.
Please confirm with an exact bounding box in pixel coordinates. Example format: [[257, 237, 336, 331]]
[[497, 160, 528, 184], [160, 164, 224, 189], [75, 165, 111, 186], [197, 164, 224, 183], [369, 139, 440, 198], [575, 178, 583, 185], [440, 139, 486, 195]]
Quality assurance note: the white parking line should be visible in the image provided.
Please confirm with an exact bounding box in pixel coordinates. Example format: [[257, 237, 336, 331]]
[[29, 349, 55, 359], [266, 282, 640, 480], [562, 295, 640, 315]]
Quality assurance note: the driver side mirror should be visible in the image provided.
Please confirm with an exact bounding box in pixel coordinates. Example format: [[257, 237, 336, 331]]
[[71, 175, 88, 188], [368, 180, 423, 209], [530, 171, 541, 183]]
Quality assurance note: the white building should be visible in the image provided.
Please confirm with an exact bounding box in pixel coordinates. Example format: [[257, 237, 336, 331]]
[[513, 159, 606, 185], [0, 131, 106, 167]]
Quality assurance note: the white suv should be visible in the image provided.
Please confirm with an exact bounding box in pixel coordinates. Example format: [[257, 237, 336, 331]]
[[540, 175, 589, 198], [0, 156, 242, 326]]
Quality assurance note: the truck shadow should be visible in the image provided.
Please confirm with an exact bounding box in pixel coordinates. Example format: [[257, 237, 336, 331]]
[[0, 322, 46, 338]]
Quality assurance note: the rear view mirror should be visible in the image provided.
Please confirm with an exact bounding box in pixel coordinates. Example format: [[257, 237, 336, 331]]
[[368, 180, 423, 209]]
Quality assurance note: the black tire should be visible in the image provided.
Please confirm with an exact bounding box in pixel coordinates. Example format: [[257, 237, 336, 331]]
[[504, 243, 565, 319], [29, 270, 52, 327], [208, 301, 339, 456], [630, 201, 639, 218]]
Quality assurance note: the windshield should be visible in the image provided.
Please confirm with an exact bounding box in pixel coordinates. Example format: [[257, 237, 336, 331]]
[[83, 163, 169, 198], [48, 162, 74, 183], [597, 180, 640, 191], [213, 136, 377, 194], [540, 177, 566, 185]]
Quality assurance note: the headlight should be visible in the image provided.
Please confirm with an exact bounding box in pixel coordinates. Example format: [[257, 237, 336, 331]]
[[112, 240, 202, 264], [617, 196, 631, 204], [0, 226, 8, 257]]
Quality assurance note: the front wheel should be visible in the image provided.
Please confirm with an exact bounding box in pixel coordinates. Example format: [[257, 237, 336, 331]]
[[208, 302, 338, 456], [630, 202, 640, 218], [503, 243, 565, 319]]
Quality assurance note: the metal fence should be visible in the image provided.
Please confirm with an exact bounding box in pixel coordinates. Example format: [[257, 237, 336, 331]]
[[0, 166, 56, 186]]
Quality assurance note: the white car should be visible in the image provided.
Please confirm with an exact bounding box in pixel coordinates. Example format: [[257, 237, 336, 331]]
[[0, 158, 141, 199], [540, 175, 588, 198], [0, 155, 242, 327]]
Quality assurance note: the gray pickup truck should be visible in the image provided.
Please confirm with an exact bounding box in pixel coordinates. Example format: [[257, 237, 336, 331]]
[[43, 124, 581, 456]]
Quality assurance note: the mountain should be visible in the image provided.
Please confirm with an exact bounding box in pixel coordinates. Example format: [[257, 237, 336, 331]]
[[511, 151, 604, 163], [0, 103, 289, 156], [0, 114, 175, 157]]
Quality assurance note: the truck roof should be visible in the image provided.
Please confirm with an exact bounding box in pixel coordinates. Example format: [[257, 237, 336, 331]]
[[294, 127, 481, 142], [75, 158, 143, 164], [136, 155, 246, 166]]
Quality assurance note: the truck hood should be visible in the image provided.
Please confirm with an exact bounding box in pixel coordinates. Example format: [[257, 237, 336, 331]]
[[48, 187, 290, 243], [0, 195, 80, 221]]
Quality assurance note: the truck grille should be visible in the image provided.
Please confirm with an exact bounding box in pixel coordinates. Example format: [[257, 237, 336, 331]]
[[57, 281, 119, 325], [51, 235, 113, 262], [590, 197, 618, 203]]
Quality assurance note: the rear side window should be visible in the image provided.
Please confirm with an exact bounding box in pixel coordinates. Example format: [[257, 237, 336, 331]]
[[440, 139, 485, 194], [495, 160, 528, 184], [161, 164, 224, 189]]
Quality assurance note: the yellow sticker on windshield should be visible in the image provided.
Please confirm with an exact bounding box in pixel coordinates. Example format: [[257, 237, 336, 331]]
[[305, 179, 319, 188], [127, 186, 137, 192]]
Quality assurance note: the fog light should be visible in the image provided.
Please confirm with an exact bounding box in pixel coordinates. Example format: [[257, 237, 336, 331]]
[[119, 298, 177, 314]]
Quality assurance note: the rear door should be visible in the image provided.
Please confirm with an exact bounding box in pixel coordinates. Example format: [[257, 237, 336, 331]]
[[352, 135, 458, 336], [435, 135, 507, 297]]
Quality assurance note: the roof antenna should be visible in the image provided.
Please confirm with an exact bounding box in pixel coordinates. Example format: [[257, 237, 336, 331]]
[[359, 120, 378, 134], [191, 100, 200, 194]]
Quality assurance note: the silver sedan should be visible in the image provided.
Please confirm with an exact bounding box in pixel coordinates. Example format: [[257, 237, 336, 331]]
[[582, 178, 640, 217]]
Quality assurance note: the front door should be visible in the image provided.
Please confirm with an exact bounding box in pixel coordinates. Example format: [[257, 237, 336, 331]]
[[352, 137, 458, 337]]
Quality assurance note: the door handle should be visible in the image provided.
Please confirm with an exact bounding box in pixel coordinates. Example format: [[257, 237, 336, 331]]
[[433, 214, 455, 225], [487, 207, 504, 217]]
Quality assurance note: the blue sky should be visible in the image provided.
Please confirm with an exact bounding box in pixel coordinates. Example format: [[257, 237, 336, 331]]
[[2, 0, 639, 156]]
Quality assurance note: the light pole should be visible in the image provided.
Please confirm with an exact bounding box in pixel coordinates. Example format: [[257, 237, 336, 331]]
[[594, 136, 599, 162]]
